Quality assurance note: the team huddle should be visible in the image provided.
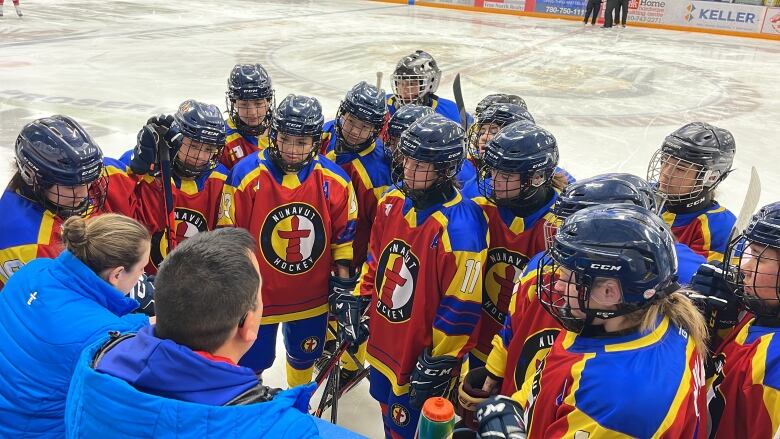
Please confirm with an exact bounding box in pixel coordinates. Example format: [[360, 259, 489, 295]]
[[0, 49, 778, 438]]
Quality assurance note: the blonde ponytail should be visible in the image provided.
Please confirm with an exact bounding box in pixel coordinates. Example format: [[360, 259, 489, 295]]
[[61, 213, 151, 275], [638, 291, 709, 358]]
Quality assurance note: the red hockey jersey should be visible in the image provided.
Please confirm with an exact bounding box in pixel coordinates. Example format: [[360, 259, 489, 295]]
[[119, 150, 228, 272], [708, 317, 780, 438], [661, 202, 735, 263], [220, 117, 270, 169], [361, 187, 488, 395], [472, 194, 556, 362], [218, 150, 357, 324]]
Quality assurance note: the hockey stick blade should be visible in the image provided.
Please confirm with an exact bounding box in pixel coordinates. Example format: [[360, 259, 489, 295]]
[[376, 71, 383, 89], [453, 73, 467, 129], [732, 166, 762, 236]]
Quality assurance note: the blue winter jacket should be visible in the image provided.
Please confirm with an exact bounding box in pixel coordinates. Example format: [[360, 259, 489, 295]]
[[0, 250, 148, 437], [65, 330, 365, 438]]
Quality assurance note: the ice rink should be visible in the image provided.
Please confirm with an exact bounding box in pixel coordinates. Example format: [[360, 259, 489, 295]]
[[1, 0, 779, 436]]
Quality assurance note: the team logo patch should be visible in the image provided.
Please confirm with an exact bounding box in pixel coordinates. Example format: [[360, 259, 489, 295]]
[[483, 248, 529, 323], [390, 403, 410, 427], [301, 336, 320, 353], [375, 240, 420, 323], [150, 208, 209, 268], [514, 328, 559, 394], [260, 203, 326, 275]]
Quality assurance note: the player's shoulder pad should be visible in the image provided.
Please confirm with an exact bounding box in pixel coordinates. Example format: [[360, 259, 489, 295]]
[[523, 251, 549, 277], [441, 192, 489, 253], [316, 154, 352, 186], [103, 156, 130, 174], [206, 162, 229, 181], [323, 119, 337, 133], [226, 151, 263, 187], [377, 184, 404, 204], [116, 149, 134, 167], [0, 190, 48, 250], [762, 332, 780, 389], [706, 202, 737, 223]]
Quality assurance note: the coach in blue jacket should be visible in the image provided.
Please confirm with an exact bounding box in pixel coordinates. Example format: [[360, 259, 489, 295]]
[[0, 214, 152, 437], [66, 227, 364, 438]]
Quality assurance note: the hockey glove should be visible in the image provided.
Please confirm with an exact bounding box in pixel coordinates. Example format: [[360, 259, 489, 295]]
[[147, 114, 183, 149], [130, 274, 155, 317], [689, 262, 739, 330], [328, 272, 360, 315], [409, 348, 459, 410], [476, 395, 527, 439], [458, 367, 499, 430], [334, 293, 371, 347], [129, 124, 161, 175]]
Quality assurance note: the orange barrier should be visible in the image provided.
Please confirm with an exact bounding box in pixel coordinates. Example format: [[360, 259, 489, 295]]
[[372, 0, 780, 41]]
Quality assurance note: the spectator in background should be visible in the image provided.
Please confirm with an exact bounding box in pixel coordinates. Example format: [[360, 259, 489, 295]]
[[603, 0, 617, 28], [584, 0, 602, 25], [615, 0, 629, 27]]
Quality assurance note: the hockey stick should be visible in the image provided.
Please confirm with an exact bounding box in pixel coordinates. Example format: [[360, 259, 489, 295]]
[[376, 71, 383, 89], [452, 73, 468, 129], [152, 125, 176, 252]]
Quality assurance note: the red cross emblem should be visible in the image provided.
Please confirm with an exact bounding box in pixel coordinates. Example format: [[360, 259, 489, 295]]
[[278, 215, 311, 262], [493, 265, 517, 312], [381, 256, 407, 308]]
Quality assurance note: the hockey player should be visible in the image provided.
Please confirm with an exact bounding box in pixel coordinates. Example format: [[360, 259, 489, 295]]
[[0, 0, 22, 17], [0, 115, 135, 288], [469, 120, 559, 370], [691, 202, 780, 438], [476, 204, 708, 439], [647, 122, 736, 263], [381, 104, 434, 181], [218, 94, 358, 388], [341, 113, 488, 438], [222, 64, 275, 169], [462, 174, 706, 430], [466, 103, 573, 195], [121, 100, 229, 271], [321, 81, 389, 268], [387, 50, 470, 125]]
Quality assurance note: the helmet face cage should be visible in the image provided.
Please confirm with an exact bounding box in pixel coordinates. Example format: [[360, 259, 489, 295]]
[[477, 161, 552, 208], [335, 103, 383, 152], [268, 130, 320, 173], [226, 92, 275, 137], [391, 145, 459, 201], [726, 236, 780, 319], [173, 136, 223, 179], [647, 149, 721, 205], [22, 163, 109, 218]]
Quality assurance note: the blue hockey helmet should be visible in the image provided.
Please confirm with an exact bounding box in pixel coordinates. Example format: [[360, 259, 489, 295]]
[[226, 63, 275, 136], [544, 173, 660, 249], [15, 115, 108, 218], [173, 100, 226, 179], [268, 94, 324, 172], [478, 120, 558, 207], [726, 202, 780, 319], [474, 93, 528, 117], [335, 81, 387, 151], [394, 113, 465, 201], [467, 103, 535, 166], [539, 204, 679, 333], [647, 122, 735, 207]]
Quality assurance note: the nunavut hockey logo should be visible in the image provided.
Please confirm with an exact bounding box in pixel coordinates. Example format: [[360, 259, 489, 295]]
[[260, 202, 326, 275], [150, 207, 209, 268], [375, 240, 420, 323], [483, 248, 528, 323]]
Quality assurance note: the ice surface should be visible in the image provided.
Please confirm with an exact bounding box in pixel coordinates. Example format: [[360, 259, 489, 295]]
[[1, 1, 778, 436]]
